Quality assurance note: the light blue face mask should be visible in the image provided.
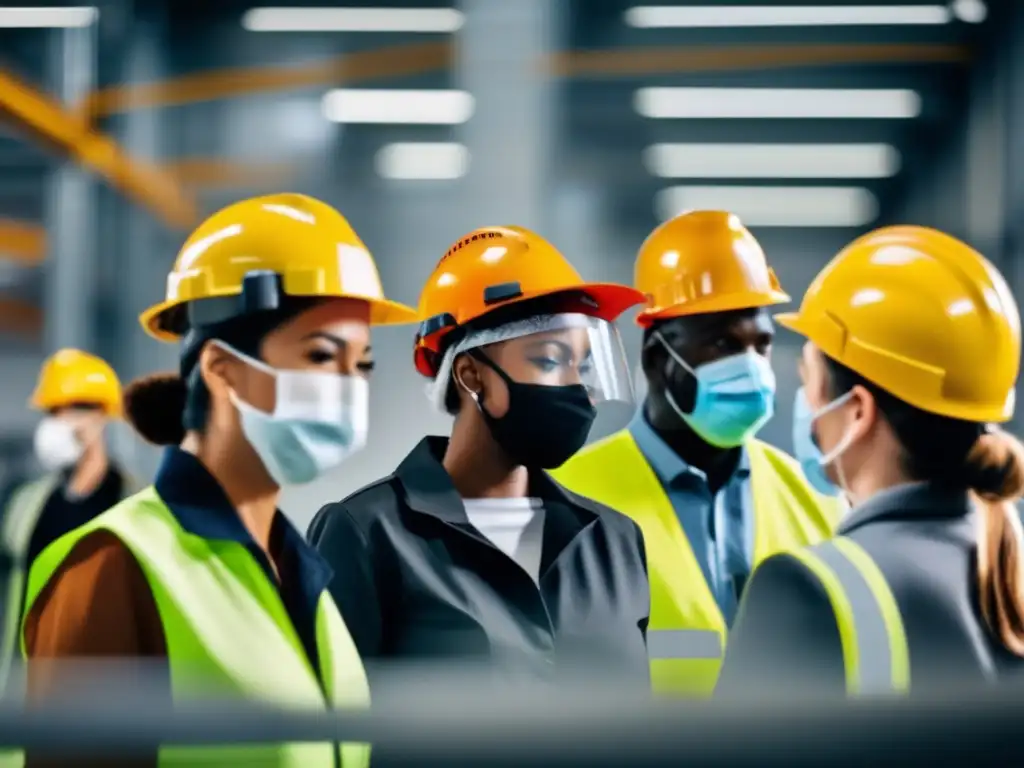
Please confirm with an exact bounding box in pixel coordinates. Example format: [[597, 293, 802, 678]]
[[656, 333, 776, 449], [217, 343, 370, 487], [792, 386, 855, 497]]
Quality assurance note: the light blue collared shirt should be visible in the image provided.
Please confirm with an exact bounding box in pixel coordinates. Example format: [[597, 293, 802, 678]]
[[629, 409, 755, 625]]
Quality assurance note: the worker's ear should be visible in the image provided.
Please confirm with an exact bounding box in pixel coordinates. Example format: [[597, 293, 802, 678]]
[[846, 384, 879, 444], [452, 353, 483, 399], [198, 342, 239, 400]]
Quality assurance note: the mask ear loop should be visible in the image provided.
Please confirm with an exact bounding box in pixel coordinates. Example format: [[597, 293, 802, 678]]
[[815, 390, 857, 501], [654, 331, 698, 419], [655, 331, 698, 377]]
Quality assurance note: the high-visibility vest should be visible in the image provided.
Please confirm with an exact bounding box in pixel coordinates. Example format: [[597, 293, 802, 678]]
[[20, 487, 371, 767], [0, 471, 143, 693], [551, 429, 842, 697], [780, 536, 910, 695]]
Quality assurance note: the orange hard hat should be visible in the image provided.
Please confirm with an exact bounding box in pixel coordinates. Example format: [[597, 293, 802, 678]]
[[777, 225, 1021, 423], [414, 225, 645, 378], [634, 210, 790, 327]]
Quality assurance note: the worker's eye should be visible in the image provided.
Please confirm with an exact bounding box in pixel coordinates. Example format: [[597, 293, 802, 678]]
[[356, 360, 376, 377], [529, 356, 561, 373], [306, 349, 336, 365]]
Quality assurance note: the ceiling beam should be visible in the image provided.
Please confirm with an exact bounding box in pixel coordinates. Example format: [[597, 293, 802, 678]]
[[0, 218, 44, 264], [76, 41, 967, 117], [549, 42, 969, 78], [0, 296, 41, 339], [0, 69, 198, 229]]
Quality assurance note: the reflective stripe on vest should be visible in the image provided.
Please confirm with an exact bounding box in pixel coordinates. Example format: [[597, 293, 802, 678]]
[[21, 487, 371, 768], [788, 537, 910, 695], [646, 629, 723, 660], [551, 430, 842, 697], [0, 474, 60, 692]]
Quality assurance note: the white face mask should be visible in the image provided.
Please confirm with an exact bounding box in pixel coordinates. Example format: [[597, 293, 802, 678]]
[[34, 417, 85, 472], [216, 342, 370, 487]]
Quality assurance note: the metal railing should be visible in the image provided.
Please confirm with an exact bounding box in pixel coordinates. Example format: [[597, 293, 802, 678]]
[[1, 660, 1022, 766]]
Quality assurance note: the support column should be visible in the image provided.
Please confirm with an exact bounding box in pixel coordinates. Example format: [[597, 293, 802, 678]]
[[455, 0, 560, 230], [105, 7, 178, 478], [42, 22, 98, 353]]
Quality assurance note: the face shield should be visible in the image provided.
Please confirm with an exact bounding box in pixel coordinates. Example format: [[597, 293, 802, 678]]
[[426, 313, 634, 412]]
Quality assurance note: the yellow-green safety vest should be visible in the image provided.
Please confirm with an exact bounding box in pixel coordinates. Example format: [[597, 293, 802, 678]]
[[780, 536, 910, 695], [551, 430, 843, 697], [18, 487, 371, 767]]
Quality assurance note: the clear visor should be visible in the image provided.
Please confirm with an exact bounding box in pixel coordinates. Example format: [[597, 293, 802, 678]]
[[427, 313, 634, 412]]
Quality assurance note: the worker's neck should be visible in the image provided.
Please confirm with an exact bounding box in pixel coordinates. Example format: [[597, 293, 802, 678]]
[[444, 416, 529, 499], [644, 397, 740, 490], [184, 431, 279, 550], [67, 441, 110, 497]]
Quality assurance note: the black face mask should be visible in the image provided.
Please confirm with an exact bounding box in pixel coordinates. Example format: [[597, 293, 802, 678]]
[[469, 350, 597, 469]]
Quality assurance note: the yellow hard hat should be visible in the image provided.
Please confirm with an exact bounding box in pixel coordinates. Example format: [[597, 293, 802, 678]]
[[777, 225, 1021, 423], [31, 349, 122, 417], [634, 210, 790, 327], [139, 193, 418, 341]]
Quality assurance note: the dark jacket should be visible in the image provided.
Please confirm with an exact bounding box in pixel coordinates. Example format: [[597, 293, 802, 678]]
[[716, 482, 1024, 698], [308, 437, 651, 686]]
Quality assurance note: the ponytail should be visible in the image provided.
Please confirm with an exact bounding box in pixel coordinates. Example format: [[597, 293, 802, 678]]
[[965, 428, 1024, 656], [123, 373, 189, 446]]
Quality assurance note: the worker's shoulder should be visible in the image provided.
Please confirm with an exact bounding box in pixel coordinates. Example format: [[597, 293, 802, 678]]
[[40, 527, 146, 597], [555, 480, 644, 540], [841, 514, 974, 602], [311, 473, 403, 536], [747, 547, 835, 615]]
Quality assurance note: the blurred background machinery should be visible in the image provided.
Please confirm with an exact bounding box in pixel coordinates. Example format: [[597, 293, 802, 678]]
[[0, 0, 1015, 527]]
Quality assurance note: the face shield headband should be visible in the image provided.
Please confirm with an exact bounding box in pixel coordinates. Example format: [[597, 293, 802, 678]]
[[424, 312, 634, 413]]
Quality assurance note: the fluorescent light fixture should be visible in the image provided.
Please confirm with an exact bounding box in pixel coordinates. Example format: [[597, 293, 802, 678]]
[[322, 89, 474, 124], [644, 143, 901, 179], [654, 185, 878, 227], [0, 6, 98, 27], [635, 87, 921, 119], [952, 0, 987, 24], [624, 5, 951, 28], [242, 7, 463, 32], [376, 142, 469, 180]]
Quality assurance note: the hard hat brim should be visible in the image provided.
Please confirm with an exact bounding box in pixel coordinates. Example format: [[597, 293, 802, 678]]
[[140, 294, 419, 342], [29, 390, 123, 418], [469, 282, 647, 327], [773, 311, 803, 334], [636, 289, 791, 328]]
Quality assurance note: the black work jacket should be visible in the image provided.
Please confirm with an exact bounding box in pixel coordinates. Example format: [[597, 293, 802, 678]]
[[308, 437, 651, 687], [717, 482, 1024, 698]]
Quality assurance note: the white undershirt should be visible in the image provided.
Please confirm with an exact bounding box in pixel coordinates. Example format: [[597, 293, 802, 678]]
[[462, 497, 546, 583]]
